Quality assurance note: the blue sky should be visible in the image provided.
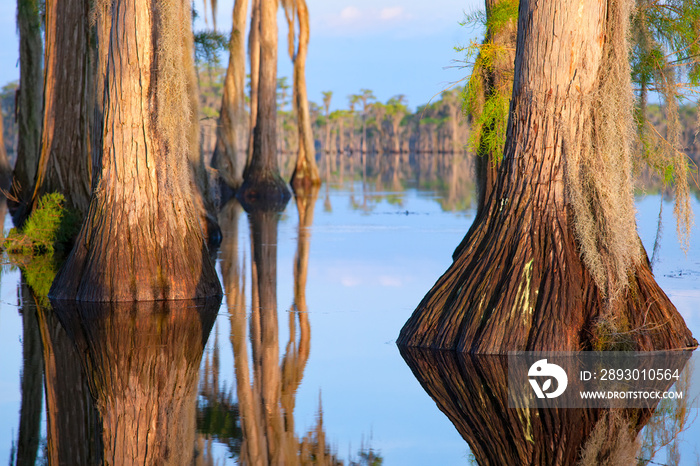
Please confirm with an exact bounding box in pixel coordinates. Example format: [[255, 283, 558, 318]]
[[0, 0, 483, 111], [199, 0, 483, 110]]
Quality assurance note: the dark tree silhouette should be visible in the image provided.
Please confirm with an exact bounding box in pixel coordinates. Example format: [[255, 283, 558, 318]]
[[29, 0, 92, 221], [10, 0, 43, 223]]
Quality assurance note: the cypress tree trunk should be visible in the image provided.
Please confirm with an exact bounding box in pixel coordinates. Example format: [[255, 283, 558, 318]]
[[279, 187, 316, 460], [390, 115, 402, 187], [246, 0, 261, 171], [0, 106, 11, 190], [447, 97, 459, 155], [90, 0, 111, 192], [30, 0, 92, 219], [290, 0, 321, 193], [11, 0, 43, 223], [282, 186, 316, 403], [322, 93, 332, 178], [212, 0, 250, 194], [249, 208, 285, 463], [238, 0, 291, 208], [49, 0, 222, 301], [398, 0, 696, 352]]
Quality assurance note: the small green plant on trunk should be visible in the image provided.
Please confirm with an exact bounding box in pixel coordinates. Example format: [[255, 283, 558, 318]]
[[3, 193, 80, 306], [3, 192, 80, 255]]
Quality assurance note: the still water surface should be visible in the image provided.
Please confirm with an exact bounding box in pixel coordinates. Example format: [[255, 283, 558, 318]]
[[1, 182, 699, 464]]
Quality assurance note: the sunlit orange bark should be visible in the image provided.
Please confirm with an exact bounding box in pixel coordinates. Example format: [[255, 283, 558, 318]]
[[398, 0, 696, 352], [289, 0, 321, 192], [50, 0, 221, 301], [212, 0, 250, 191]]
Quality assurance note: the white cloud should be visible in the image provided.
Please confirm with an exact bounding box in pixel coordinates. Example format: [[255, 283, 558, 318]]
[[379, 7, 404, 21], [379, 275, 403, 287], [340, 6, 362, 21], [318, 5, 414, 36], [341, 276, 362, 287]]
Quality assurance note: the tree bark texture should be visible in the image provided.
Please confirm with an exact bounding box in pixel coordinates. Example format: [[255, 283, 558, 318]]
[[238, 0, 291, 208], [289, 0, 321, 193], [0, 196, 6, 242], [90, 0, 111, 191], [212, 0, 249, 193], [11, 0, 43, 224], [30, 0, 92, 220], [0, 109, 11, 190], [397, 0, 696, 352], [49, 0, 222, 301], [52, 298, 219, 465], [400, 347, 654, 465], [246, 0, 261, 171]]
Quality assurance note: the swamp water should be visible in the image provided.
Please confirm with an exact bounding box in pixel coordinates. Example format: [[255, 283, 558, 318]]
[[0, 182, 699, 465]]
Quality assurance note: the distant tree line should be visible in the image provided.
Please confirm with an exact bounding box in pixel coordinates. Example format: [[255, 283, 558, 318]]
[[4, 76, 699, 203], [192, 71, 472, 180]]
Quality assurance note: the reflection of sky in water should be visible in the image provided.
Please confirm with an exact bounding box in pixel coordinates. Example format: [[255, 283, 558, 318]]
[[0, 267, 26, 464], [216, 187, 700, 464], [638, 194, 700, 348], [0, 187, 699, 464], [635, 194, 700, 465], [214, 185, 474, 463]]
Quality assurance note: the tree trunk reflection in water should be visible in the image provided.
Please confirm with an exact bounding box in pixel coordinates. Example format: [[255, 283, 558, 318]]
[[281, 189, 316, 461], [223, 186, 338, 465], [221, 199, 267, 463], [399, 347, 673, 465], [35, 290, 102, 465], [51, 298, 220, 465], [15, 281, 44, 466]]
